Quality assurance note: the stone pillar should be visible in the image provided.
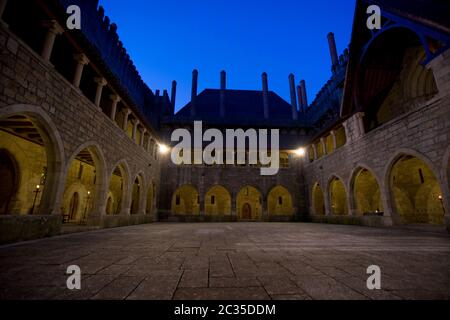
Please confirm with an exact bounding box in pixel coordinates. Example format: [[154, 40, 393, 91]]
[[262, 72, 270, 119], [41, 20, 64, 61], [132, 119, 140, 141], [109, 94, 121, 121], [140, 128, 146, 147], [330, 130, 337, 151], [231, 192, 237, 219], [122, 108, 131, 131], [355, 112, 365, 138], [327, 32, 339, 69], [289, 73, 298, 120], [191, 69, 198, 117], [312, 144, 318, 160], [300, 80, 308, 108], [342, 121, 350, 143], [320, 137, 327, 155], [220, 70, 226, 118], [0, 0, 8, 23], [94, 77, 107, 108], [170, 80, 177, 112], [297, 85, 304, 113], [72, 53, 89, 88]]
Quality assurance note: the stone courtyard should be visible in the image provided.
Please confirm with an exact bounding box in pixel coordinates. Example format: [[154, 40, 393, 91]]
[[0, 223, 449, 300]]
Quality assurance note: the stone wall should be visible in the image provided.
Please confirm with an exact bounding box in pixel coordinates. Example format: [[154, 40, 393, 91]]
[[0, 24, 161, 242], [302, 50, 450, 230]]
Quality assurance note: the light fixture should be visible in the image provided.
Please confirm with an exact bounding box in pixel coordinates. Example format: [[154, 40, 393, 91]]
[[36, 185, 40, 189], [294, 147, 306, 157], [438, 195, 443, 200], [158, 144, 170, 154]]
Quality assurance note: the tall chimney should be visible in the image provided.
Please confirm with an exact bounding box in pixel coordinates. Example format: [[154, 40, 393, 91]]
[[297, 85, 303, 113], [220, 70, 226, 118], [171, 80, 177, 110], [327, 32, 339, 69], [289, 74, 298, 120], [300, 80, 308, 109], [262, 72, 270, 119], [191, 69, 198, 117]]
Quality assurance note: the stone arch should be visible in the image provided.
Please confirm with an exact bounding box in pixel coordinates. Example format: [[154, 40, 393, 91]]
[[356, 27, 438, 132], [0, 104, 65, 215], [62, 142, 107, 222], [205, 185, 231, 216], [350, 165, 384, 216], [172, 185, 200, 215], [312, 182, 325, 216], [107, 160, 131, 215], [267, 185, 293, 216], [236, 186, 262, 221], [385, 150, 445, 225], [328, 175, 348, 216], [131, 172, 145, 215], [61, 181, 89, 222]]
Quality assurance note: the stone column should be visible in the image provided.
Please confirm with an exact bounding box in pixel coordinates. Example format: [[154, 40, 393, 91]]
[[72, 54, 89, 88], [109, 94, 121, 121], [220, 70, 226, 118], [342, 121, 350, 144], [262, 72, 270, 119], [132, 119, 140, 141], [330, 130, 337, 151], [94, 77, 107, 108], [41, 20, 64, 61], [122, 108, 131, 131], [355, 112, 365, 138], [289, 73, 298, 120], [140, 128, 146, 147], [312, 144, 318, 160], [320, 137, 327, 155], [190, 69, 198, 117]]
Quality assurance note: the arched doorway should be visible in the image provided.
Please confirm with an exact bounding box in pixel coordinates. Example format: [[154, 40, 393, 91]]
[[267, 186, 293, 216], [390, 155, 444, 225], [205, 185, 231, 216], [108, 163, 128, 215], [236, 186, 262, 221], [0, 112, 58, 215], [312, 183, 325, 215], [62, 145, 105, 222], [329, 177, 348, 215], [131, 175, 144, 215], [0, 150, 18, 215], [353, 168, 383, 215], [172, 185, 199, 215]]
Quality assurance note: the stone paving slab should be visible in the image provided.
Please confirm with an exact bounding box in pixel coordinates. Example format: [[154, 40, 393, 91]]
[[0, 222, 449, 300]]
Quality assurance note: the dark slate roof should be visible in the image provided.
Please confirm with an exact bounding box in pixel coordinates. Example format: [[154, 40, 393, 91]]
[[171, 89, 305, 127]]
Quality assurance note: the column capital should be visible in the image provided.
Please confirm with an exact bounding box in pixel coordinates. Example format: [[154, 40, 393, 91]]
[[42, 20, 64, 35], [110, 94, 121, 103], [355, 112, 365, 119], [73, 53, 89, 65], [94, 77, 107, 87]]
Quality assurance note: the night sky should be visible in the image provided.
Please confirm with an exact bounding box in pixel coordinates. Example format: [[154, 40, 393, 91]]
[[99, 0, 356, 112]]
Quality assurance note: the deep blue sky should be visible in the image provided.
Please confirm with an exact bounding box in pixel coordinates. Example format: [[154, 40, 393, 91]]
[[99, 0, 356, 112]]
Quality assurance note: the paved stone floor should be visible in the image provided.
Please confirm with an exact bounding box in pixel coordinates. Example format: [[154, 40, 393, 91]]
[[1, 223, 450, 300]]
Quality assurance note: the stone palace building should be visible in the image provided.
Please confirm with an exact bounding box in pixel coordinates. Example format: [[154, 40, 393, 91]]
[[0, 0, 449, 243]]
